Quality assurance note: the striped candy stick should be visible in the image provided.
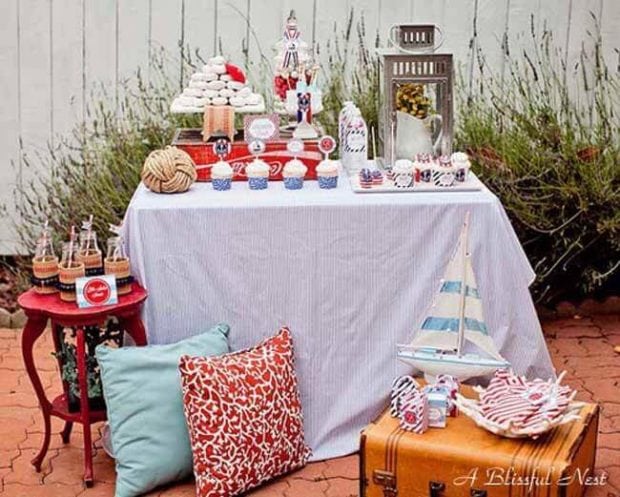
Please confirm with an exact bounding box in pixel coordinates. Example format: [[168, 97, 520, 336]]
[[390, 375, 419, 417]]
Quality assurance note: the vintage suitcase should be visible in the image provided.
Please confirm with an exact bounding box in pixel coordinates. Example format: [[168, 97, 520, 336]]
[[360, 389, 599, 497]]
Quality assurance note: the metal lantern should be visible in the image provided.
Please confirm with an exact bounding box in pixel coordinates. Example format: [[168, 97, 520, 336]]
[[378, 25, 454, 166]]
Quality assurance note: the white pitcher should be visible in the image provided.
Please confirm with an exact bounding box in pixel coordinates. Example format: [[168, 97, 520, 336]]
[[395, 111, 443, 159]]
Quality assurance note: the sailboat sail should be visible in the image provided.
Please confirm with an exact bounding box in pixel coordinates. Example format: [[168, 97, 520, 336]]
[[398, 212, 511, 380], [408, 226, 506, 362]]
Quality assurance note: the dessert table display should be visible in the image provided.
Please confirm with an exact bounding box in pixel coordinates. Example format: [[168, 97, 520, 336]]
[[18, 284, 148, 487], [123, 174, 555, 460]]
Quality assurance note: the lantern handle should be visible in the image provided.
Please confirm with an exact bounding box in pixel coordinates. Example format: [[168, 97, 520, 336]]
[[387, 24, 444, 54]]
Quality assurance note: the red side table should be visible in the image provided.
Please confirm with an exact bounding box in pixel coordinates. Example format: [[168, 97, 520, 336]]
[[18, 283, 148, 487]]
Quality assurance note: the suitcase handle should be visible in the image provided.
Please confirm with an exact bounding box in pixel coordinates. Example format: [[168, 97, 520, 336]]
[[429, 481, 445, 497]]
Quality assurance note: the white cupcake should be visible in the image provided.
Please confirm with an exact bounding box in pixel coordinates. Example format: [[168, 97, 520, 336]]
[[283, 159, 308, 190], [316, 159, 338, 189], [246, 159, 270, 190], [211, 160, 233, 191], [219, 74, 232, 82]]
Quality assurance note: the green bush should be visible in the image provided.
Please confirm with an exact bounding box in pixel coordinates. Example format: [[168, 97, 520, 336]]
[[456, 18, 619, 304], [13, 49, 200, 255], [11, 14, 619, 305]]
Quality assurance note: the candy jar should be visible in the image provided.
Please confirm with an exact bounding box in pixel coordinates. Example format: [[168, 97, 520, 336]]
[[31, 220, 59, 294], [104, 224, 132, 295], [75, 215, 103, 276], [58, 227, 85, 302], [341, 108, 368, 173]]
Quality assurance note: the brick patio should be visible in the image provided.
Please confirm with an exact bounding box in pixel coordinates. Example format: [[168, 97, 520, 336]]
[[0, 314, 618, 497]]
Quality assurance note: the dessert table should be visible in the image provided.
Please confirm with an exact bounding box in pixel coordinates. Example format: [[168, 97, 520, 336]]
[[122, 174, 554, 460]]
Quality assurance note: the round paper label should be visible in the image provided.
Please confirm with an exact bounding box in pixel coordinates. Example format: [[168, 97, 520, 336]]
[[248, 140, 266, 155], [318, 135, 337, 155], [248, 118, 276, 141], [83, 278, 112, 306], [287, 139, 304, 154]]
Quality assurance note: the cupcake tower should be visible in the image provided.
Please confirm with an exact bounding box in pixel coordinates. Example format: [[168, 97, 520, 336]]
[[171, 56, 265, 114]]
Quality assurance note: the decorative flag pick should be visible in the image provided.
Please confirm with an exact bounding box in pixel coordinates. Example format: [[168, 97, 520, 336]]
[[213, 138, 232, 162], [318, 135, 336, 161], [287, 138, 304, 161], [248, 139, 266, 159], [282, 11, 301, 70]]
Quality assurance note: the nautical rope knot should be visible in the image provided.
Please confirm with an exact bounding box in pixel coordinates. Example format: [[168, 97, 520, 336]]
[[141, 146, 197, 193]]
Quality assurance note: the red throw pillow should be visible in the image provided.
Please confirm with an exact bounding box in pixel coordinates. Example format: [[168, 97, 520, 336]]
[[179, 327, 311, 497]]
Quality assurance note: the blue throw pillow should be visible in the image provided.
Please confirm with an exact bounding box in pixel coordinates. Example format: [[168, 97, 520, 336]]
[[96, 323, 230, 497]]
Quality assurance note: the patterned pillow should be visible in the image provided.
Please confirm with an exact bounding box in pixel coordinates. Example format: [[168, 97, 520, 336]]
[[179, 327, 311, 497]]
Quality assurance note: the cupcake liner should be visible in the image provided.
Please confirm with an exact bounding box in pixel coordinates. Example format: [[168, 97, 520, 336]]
[[212, 178, 232, 191], [318, 176, 338, 189], [248, 176, 268, 190], [283, 177, 304, 190]]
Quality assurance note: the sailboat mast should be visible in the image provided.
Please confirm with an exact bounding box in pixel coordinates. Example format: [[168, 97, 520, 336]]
[[456, 212, 471, 357]]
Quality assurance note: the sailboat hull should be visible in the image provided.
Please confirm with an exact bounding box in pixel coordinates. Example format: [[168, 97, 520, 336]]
[[398, 349, 510, 381]]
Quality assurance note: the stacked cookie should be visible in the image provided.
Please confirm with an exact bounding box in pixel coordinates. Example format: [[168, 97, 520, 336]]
[[170, 56, 265, 114]]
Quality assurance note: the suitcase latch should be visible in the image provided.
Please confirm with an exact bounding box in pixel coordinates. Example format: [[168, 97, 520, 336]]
[[373, 470, 397, 497], [429, 481, 446, 497]]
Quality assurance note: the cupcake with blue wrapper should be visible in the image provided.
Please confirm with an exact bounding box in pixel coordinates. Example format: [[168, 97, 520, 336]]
[[246, 140, 270, 190], [283, 139, 308, 190], [316, 135, 338, 189], [211, 138, 234, 191]]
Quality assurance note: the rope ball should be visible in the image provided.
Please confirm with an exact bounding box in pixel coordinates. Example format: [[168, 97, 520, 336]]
[[141, 146, 197, 194]]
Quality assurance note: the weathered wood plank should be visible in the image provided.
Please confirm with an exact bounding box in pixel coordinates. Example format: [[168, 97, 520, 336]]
[[0, 0, 20, 252], [51, 0, 84, 138], [183, 0, 217, 81]]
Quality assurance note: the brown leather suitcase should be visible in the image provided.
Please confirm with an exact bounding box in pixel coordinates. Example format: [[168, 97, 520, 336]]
[[360, 388, 599, 497]]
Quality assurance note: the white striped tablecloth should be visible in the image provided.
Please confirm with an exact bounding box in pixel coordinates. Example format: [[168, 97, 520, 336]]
[[123, 174, 554, 461]]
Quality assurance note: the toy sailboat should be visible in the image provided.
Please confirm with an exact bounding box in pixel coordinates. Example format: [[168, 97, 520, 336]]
[[397, 213, 511, 381]]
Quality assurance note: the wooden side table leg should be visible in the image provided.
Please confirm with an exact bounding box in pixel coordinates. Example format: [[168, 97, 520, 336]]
[[121, 310, 148, 346], [21, 316, 52, 471], [76, 328, 94, 487]]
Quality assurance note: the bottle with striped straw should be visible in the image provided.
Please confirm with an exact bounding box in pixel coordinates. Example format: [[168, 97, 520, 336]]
[[58, 226, 85, 302]]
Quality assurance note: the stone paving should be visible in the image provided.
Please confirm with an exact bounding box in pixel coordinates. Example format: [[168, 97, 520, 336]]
[[0, 313, 618, 497]]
